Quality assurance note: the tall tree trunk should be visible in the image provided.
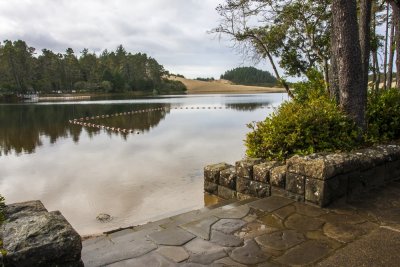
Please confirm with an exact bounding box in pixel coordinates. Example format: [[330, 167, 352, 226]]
[[383, 3, 390, 90], [375, 51, 381, 90], [332, 0, 366, 130], [329, 17, 340, 102], [389, 0, 400, 87], [388, 15, 395, 88], [359, 0, 372, 92], [372, 51, 377, 91]]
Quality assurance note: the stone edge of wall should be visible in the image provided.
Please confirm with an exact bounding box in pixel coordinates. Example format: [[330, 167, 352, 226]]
[[0, 200, 83, 267], [204, 143, 400, 207]]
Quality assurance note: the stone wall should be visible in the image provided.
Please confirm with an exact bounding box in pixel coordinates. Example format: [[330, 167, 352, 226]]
[[0, 200, 83, 267], [204, 143, 400, 207]]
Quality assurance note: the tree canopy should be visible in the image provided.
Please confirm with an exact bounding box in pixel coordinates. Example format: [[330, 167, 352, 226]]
[[0, 40, 186, 94], [220, 67, 277, 86]]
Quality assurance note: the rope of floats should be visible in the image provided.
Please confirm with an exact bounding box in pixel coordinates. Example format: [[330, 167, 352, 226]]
[[68, 105, 278, 134]]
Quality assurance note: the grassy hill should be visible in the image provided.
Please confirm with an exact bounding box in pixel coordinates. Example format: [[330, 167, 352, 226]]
[[169, 76, 284, 94]]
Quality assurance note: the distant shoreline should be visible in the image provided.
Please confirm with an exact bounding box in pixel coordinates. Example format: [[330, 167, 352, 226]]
[[169, 76, 286, 94]]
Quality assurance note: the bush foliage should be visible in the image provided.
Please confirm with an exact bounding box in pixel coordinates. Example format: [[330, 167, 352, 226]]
[[246, 94, 361, 160], [367, 89, 400, 142], [246, 70, 400, 161]]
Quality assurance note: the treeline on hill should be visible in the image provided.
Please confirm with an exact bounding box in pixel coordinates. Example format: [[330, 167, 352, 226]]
[[0, 40, 186, 94], [220, 67, 278, 86]]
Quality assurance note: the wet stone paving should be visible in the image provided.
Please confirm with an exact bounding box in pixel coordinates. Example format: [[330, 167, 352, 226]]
[[82, 180, 400, 266]]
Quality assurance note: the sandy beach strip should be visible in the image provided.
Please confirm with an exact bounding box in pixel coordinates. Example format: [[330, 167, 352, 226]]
[[169, 76, 286, 94]]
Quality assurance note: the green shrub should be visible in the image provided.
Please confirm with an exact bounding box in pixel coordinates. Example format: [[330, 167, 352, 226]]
[[245, 94, 361, 160], [367, 88, 400, 142], [292, 69, 327, 103]]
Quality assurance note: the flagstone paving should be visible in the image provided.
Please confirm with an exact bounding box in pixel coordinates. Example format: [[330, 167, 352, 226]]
[[82, 180, 400, 266]]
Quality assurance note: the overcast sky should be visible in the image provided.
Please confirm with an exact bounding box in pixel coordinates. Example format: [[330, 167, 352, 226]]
[[0, 0, 277, 79]]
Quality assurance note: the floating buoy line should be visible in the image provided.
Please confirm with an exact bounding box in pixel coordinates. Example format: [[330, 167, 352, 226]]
[[68, 105, 278, 134]]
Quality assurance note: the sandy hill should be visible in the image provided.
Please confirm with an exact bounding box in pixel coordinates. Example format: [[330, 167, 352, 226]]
[[169, 76, 285, 94]]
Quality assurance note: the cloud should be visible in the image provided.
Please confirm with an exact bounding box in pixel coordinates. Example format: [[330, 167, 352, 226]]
[[0, 0, 280, 79]]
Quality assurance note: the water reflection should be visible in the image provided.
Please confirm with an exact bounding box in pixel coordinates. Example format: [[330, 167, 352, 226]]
[[226, 102, 266, 111], [0, 94, 285, 235], [0, 103, 170, 155]]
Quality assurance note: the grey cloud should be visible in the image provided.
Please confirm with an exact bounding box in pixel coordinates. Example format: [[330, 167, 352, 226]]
[[0, 0, 280, 79]]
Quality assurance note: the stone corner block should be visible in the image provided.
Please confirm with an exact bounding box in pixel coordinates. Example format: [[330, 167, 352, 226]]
[[286, 153, 349, 180], [286, 172, 306, 195], [237, 178, 270, 198], [305, 174, 348, 207], [204, 162, 233, 184], [204, 180, 218, 195], [2, 202, 82, 267], [218, 186, 237, 200], [219, 166, 237, 189], [270, 165, 286, 188], [4, 200, 48, 222], [253, 161, 281, 183], [236, 158, 263, 179]]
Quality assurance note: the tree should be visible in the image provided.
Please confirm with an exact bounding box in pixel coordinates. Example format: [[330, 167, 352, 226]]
[[331, 0, 366, 129], [359, 0, 372, 93], [0, 40, 36, 93], [387, 11, 395, 88], [383, 3, 390, 90], [387, 0, 400, 87], [221, 67, 277, 86], [212, 0, 332, 98]]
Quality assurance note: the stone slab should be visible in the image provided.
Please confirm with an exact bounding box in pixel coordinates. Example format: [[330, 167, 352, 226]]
[[322, 222, 368, 243], [180, 216, 219, 240], [212, 257, 247, 267], [214, 205, 250, 219], [210, 230, 243, 247], [212, 219, 247, 235], [156, 246, 189, 263], [229, 239, 270, 265], [317, 228, 400, 267], [148, 228, 195, 246], [107, 252, 177, 267], [272, 205, 296, 220], [294, 202, 328, 217], [82, 239, 157, 267], [284, 214, 325, 232], [258, 214, 285, 229], [248, 196, 295, 213], [185, 238, 227, 265], [276, 240, 332, 266], [255, 230, 305, 251], [235, 222, 278, 240]]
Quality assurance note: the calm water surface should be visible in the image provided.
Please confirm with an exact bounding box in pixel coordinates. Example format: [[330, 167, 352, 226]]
[[0, 93, 286, 235]]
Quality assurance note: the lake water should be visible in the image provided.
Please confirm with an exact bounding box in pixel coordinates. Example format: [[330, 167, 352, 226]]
[[0, 93, 287, 235]]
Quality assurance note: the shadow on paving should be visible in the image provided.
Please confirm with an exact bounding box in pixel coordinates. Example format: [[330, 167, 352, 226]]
[[82, 180, 400, 266]]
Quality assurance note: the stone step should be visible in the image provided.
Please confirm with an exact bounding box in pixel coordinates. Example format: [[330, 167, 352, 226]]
[[81, 184, 400, 267]]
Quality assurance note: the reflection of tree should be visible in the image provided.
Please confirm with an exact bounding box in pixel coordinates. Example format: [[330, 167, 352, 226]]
[[226, 102, 269, 111], [0, 103, 170, 156], [93, 109, 170, 132]]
